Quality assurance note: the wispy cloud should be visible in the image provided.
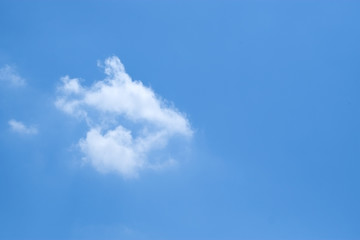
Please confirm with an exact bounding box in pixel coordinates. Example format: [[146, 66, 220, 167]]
[[0, 65, 26, 87], [8, 119, 38, 135], [56, 56, 192, 178]]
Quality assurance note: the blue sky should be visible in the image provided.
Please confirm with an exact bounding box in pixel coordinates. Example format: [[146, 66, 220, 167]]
[[0, 1, 360, 239]]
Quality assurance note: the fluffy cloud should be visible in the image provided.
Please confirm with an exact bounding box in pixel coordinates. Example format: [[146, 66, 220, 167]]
[[8, 119, 38, 135], [56, 56, 192, 178], [0, 65, 26, 87]]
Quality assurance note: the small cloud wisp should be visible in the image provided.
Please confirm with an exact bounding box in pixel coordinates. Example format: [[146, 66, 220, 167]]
[[8, 119, 38, 135], [0, 65, 26, 87]]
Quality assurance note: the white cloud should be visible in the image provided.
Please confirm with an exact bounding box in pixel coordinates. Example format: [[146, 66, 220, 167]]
[[8, 119, 38, 135], [56, 56, 192, 178], [0, 65, 26, 87]]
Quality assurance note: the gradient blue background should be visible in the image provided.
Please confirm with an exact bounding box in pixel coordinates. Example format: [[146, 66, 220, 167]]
[[0, 1, 359, 239]]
